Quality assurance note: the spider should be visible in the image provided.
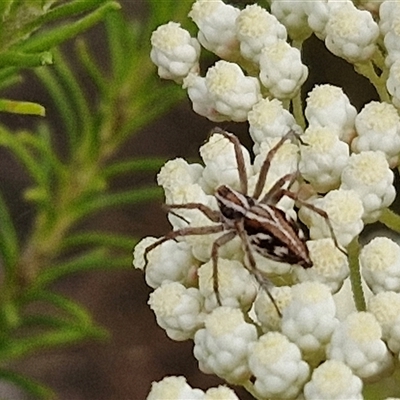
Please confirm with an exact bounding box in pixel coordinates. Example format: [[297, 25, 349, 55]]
[[143, 128, 339, 315]]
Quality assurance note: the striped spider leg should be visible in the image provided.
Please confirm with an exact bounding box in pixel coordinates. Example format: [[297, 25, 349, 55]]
[[144, 129, 333, 315]]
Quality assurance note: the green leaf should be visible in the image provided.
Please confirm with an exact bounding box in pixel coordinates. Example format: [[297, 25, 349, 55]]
[[0, 99, 45, 116], [20, 1, 121, 53], [73, 186, 162, 218], [101, 157, 167, 178], [62, 231, 136, 251], [0, 191, 19, 272], [0, 50, 52, 67], [0, 369, 55, 400]]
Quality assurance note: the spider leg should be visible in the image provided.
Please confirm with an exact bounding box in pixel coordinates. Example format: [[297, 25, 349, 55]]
[[235, 220, 282, 317], [259, 172, 298, 205], [211, 230, 237, 305], [253, 129, 299, 200], [212, 128, 248, 195], [274, 188, 347, 256], [143, 224, 224, 269], [164, 203, 221, 223]]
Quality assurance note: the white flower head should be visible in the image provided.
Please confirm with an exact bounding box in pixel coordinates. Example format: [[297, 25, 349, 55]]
[[205, 61, 261, 122], [200, 132, 252, 193], [198, 258, 257, 312], [146, 376, 205, 400], [352, 101, 400, 167], [253, 286, 292, 332], [340, 151, 395, 223], [327, 311, 394, 381], [248, 98, 300, 153], [248, 331, 310, 399], [387, 60, 400, 111], [183, 73, 225, 122], [189, 0, 240, 59], [303, 0, 331, 40], [236, 4, 287, 63], [282, 281, 339, 363], [294, 239, 349, 293], [380, 0, 400, 36], [368, 291, 400, 354], [259, 39, 308, 99], [305, 84, 357, 143], [148, 282, 205, 341], [204, 386, 239, 400], [270, 0, 312, 41], [325, 1, 379, 63], [360, 237, 400, 294], [383, 15, 400, 67], [299, 125, 350, 193], [303, 360, 363, 400], [193, 306, 257, 383], [133, 237, 198, 289], [150, 22, 201, 82], [158, 158, 203, 196], [299, 189, 364, 248]]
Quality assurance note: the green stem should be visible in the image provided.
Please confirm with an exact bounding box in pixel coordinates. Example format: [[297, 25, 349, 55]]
[[347, 237, 366, 312], [379, 208, 400, 233], [292, 91, 306, 130], [354, 60, 390, 103]]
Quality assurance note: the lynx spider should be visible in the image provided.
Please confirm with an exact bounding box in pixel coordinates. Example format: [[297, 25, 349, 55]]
[[144, 129, 341, 315]]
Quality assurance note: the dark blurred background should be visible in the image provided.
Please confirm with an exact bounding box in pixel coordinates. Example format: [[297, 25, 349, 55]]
[[0, 1, 379, 399]]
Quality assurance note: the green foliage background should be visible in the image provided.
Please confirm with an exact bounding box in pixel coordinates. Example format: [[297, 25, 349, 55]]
[[0, 1, 193, 398]]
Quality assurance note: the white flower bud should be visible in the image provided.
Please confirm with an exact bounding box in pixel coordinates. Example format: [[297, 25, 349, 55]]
[[248, 331, 310, 399], [303, 0, 331, 39], [183, 73, 225, 122], [299, 189, 364, 248], [352, 101, 400, 167], [133, 237, 198, 289], [200, 132, 252, 193], [248, 98, 299, 153], [368, 291, 400, 354], [205, 61, 261, 122], [236, 4, 287, 63], [303, 360, 363, 400], [299, 126, 350, 193], [193, 307, 257, 383], [380, 0, 400, 36], [189, 0, 240, 59], [146, 376, 205, 400], [384, 15, 400, 67], [157, 158, 203, 200], [294, 239, 349, 293], [340, 151, 395, 223], [360, 237, 400, 294], [327, 312, 394, 381], [148, 282, 205, 341], [387, 60, 400, 110], [150, 22, 201, 82], [259, 39, 308, 99], [253, 286, 292, 332], [281, 282, 339, 363], [325, 1, 379, 63], [198, 258, 257, 312], [305, 84, 357, 143], [270, 0, 312, 41], [204, 386, 239, 400]]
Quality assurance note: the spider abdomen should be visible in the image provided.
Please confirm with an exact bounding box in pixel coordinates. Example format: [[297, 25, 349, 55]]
[[244, 204, 312, 268]]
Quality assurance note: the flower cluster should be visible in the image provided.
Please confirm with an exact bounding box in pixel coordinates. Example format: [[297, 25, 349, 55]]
[[138, 0, 400, 398]]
